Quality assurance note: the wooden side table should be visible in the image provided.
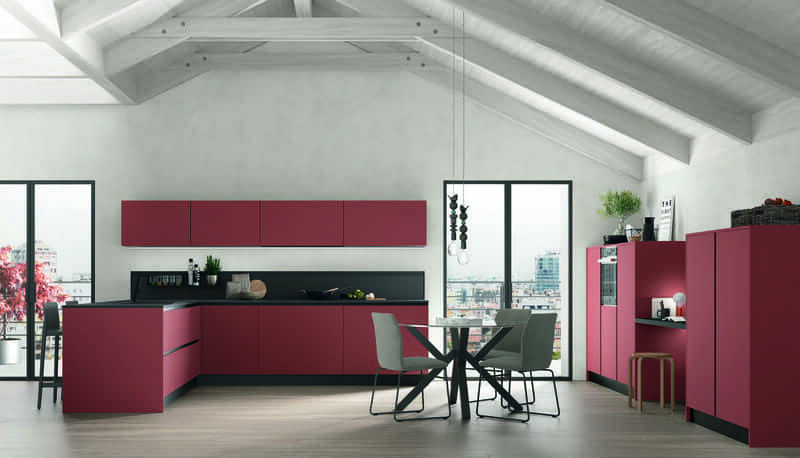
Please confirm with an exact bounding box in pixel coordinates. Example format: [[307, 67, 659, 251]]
[[628, 352, 674, 412]]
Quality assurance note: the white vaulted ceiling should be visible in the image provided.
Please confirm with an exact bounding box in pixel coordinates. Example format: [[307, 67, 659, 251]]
[[2, 0, 800, 179]]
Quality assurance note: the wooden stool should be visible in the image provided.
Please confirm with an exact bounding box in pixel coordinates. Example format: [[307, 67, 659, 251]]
[[627, 352, 674, 412]]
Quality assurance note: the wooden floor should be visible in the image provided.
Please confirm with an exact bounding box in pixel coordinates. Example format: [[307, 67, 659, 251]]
[[3, 380, 799, 458]]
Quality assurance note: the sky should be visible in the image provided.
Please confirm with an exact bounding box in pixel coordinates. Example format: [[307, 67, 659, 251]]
[[446, 183, 569, 281], [0, 184, 92, 278]]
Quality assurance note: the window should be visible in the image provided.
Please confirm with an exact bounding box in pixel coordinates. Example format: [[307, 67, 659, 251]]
[[0, 181, 94, 380], [444, 181, 572, 379]]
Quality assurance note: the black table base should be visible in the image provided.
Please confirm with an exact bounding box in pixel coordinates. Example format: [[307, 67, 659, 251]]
[[398, 325, 522, 420]]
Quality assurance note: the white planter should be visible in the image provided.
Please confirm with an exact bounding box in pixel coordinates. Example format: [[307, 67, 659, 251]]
[[207, 275, 218, 286], [0, 338, 20, 365]]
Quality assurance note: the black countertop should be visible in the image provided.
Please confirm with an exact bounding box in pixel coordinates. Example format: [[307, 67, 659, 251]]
[[64, 299, 429, 311], [634, 318, 686, 329]]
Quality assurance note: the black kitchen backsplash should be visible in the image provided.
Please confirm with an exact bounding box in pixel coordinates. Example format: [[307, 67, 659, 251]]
[[130, 271, 425, 302]]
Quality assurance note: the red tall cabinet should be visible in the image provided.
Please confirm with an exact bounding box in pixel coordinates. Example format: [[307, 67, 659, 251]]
[[686, 226, 800, 447], [587, 242, 686, 401]]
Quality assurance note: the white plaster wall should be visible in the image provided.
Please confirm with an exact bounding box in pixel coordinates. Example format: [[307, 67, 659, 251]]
[[643, 128, 800, 239], [0, 70, 640, 378]]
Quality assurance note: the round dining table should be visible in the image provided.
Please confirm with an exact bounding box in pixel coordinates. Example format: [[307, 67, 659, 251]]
[[396, 321, 524, 420]]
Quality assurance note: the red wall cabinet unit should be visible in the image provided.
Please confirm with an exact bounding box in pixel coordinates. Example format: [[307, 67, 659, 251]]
[[202, 306, 259, 374], [586, 248, 601, 375], [260, 201, 343, 246], [258, 306, 344, 375], [121, 201, 190, 246], [342, 305, 428, 374], [190, 201, 260, 246], [343, 201, 427, 246]]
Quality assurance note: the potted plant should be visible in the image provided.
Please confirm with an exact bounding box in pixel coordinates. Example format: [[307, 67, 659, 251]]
[[205, 255, 221, 286], [599, 190, 641, 236], [0, 245, 67, 365]]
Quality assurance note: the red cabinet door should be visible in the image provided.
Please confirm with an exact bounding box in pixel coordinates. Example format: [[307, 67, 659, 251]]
[[586, 247, 601, 375], [600, 306, 617, 380], [616, 243, 635, 385], [686, 232, 717, 415], [163, 307, 201, 354], [342, 305, 428, 375], [121, 201, 190, 246], [190, 201, 260, 246], [163, 343, 201, 397], [716, 229, 750, 427], [258, 306, 344, 375], [260, 201, 343, 246], [201, 306, 259, 374], [343, 201, 427, 246]]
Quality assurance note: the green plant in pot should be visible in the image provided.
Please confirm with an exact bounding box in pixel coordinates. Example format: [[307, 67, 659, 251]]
[[205, 255, 221, 286], [599, 190, 641, 236]]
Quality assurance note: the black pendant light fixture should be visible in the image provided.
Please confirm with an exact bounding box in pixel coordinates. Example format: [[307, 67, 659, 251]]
[[447, 194, 460, 256]]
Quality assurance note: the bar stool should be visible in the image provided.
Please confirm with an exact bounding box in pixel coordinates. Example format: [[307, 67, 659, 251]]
[[627, 352, 674, 412], [37, 302, 62, 410]]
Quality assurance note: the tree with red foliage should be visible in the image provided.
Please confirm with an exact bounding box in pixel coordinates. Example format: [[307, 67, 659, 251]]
[[0, 245, 68, 338]]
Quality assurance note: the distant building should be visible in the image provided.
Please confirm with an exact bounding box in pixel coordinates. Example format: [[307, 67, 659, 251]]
[[534, 250, 560, 293], [12, 240, 58, 279]]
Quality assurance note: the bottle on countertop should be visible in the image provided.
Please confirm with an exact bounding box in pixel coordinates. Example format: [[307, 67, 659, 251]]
[[193, 264, 200, 287], [188, 258, 196, 286]]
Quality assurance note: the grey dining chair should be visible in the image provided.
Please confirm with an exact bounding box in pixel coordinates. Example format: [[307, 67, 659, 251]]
[[369, 313, 451, 422], [471, 308, 532, 403], [476, 312, 561, 423]]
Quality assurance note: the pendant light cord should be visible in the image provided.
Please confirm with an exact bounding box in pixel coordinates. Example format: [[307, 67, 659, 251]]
[[461, 9, 466, 203]]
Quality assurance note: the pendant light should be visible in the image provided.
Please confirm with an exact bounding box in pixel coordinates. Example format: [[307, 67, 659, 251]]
[[447, 6, 460, 257], [447, 194, 460, 256], [456, 8, 471, 265]]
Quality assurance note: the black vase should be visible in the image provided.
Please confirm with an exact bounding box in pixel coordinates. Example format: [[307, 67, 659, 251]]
[[642, 217, 656, 241]]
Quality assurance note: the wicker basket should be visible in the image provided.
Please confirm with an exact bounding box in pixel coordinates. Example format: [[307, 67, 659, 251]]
[[731, 205, 800, 227]]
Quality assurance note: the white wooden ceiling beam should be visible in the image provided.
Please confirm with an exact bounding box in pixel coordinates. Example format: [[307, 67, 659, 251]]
[[331, 0, 421, 16], [59, 0, 141, 39], [402, 0, 752, 144], [0, 0, 134, 103], [172, 51, 425, 70], [133, 17, 456, 41], [604, 0, 800, 97], [419, 38, 691, 164], [183, 0, 272, 17], [293, 0, 312, 17], [415, 69, 644, 180]]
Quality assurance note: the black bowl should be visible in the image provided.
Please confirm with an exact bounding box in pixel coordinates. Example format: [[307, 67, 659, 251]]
[[603, 234, 628, 245]]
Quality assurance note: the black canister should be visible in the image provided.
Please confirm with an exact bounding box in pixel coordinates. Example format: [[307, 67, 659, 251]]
[[642, 217, 656, 241]]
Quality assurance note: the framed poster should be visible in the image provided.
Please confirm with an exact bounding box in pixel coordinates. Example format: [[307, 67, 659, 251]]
[[657, 196, 675, 241]]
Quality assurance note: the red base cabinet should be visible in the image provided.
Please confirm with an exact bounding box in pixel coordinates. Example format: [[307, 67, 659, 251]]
[[258, 306, 344, 374], [586, 248, 601, 376], [342, 305, 428, 374], [687, 226, 800, 447], [202, 306, 259, 374]]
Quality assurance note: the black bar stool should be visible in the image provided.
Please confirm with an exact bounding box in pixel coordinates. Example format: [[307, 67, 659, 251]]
[[37, 302, 62, 410]]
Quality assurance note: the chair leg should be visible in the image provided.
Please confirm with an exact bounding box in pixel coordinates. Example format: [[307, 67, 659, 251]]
[[669, 357, 675, 412], [472, 368, 499, 403], [659, 359, 664, 409], [637, 357, 643, 412], [36, 332, 47, 410], [53, 335, 60, 404], [524, 369, 560, 418], [393, 370, 451, 422], [370, 368, 423, 416], [628, 355, 634, 408]]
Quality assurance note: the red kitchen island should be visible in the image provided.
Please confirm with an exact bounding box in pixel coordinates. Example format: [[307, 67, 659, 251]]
[[62, 300, 428, 413]]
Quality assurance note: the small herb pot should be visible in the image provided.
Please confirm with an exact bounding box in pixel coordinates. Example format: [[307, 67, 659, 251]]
[[207, 275, 218, 286]]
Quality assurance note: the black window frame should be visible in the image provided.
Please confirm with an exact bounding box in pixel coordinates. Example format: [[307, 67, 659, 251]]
[[443, 180, 573, 381], [0, 180, 95, 381]]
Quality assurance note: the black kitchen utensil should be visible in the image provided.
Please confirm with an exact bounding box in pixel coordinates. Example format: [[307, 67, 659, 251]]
[[300, 288, 339, 300]]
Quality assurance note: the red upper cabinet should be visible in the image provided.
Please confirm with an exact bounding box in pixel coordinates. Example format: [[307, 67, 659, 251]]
[[190, 201, 260, 246], [343, 201, 427, 246], [121, 201, 190, 246], [260, 201, 343, 246]]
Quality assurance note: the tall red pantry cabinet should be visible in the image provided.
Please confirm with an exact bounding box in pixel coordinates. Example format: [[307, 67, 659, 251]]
[[586, 242, 686, 401], [686, 226, 800, 447]]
